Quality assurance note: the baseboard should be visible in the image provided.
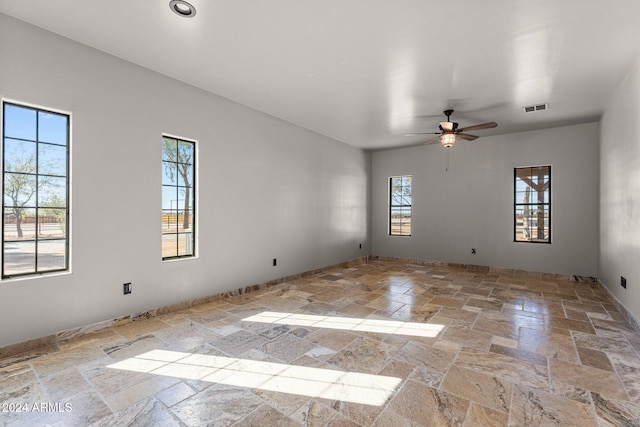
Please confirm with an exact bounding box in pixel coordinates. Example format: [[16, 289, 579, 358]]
[[596, 280, 640, 333], [371, 255, 574, 280]]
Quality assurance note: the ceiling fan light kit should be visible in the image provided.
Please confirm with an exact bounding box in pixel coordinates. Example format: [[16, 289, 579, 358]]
[[441, 133, 456, 148], [408, 109, 498, 148]]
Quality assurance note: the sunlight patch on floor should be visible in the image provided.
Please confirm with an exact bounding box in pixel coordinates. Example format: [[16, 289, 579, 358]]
[[108, 349, 401, 406], [242, 311, 445, 337]]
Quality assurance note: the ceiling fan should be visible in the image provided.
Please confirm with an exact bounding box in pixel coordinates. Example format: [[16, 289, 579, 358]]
[[407, 109, 497, 148]]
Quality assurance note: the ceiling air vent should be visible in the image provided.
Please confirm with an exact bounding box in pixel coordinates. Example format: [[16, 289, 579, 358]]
[[523, 103, 549, 114]]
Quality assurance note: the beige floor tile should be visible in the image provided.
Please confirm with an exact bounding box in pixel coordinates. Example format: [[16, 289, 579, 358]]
[[170, 384, 263, 426], [290, 399, 339, 426], [388, 380, 469, 426], [441, 325, 493, 351], [464, 402, 509, 427], [519, 327, 579, 363], [40, 367, 91, 401], [393, 340, 455, 373], [549, 358, 629, 400], [441, 365, 511, 413], [456, 350, 549, 389], [326, 336, 399, 374], [509, 384, 598, 427], [154, 381, 196, 407], [592, 391, 640, 427], [371, 408, 414, 427], [235, 403, 300, 427], [90, 396, 181, 427]]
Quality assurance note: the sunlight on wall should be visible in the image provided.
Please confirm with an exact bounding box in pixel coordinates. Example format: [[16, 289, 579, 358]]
[[388, 54, 415, 132], [242, 311, 445, 337], [513, 29, 553, 104], [108, 349, 401, 406]]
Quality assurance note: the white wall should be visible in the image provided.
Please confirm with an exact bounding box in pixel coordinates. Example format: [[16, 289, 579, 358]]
[[600, 58, 640, 321], [0, 14, 370, 347], [371, 123, 599, 276]]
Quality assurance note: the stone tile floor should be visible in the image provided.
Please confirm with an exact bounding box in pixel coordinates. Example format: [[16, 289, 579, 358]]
[[1, 260, 640, 426]]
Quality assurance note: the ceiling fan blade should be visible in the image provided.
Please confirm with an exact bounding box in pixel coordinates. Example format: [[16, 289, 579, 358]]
[[403, 132, 440, 136], [424, 135, 442, 145], [457, 122, 497, 132], [455, 133, 478, 141]]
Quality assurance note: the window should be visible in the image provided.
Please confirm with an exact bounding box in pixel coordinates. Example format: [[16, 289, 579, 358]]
[[514, 166, 550, 243], [2, 102, 70, 278], [389, 176, 412, 236], [162, 136, 195, 259]]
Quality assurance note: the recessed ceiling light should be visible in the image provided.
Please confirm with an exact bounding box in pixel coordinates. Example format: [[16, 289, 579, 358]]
[[169, 0, 196, 18]]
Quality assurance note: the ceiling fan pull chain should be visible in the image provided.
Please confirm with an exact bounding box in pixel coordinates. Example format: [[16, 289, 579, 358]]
[[446, 148, 450, 172]]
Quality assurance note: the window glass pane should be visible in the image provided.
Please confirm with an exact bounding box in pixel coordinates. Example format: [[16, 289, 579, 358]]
[[175, 210, 190, 233], [38, 111, 67, 145], [163, 186, 181, 211], [4, 104, 36, 141], [38, 208, 66, 239], [4, 173, 37, 207], [4, 138, 37, 173], [162, 209, 178, 233], [177, 164, 193, 186], [397, 208, 411, 236], [515, 207, 527, 241], [162, 185, 180, 210], [162, 162, 178, 185], [529, 191, 542, 204], [177, 141, 193, 164], [178, 232, 193, 256], [37, 239, 66, 271], [4, 208, 36, 241], [38, 177, 67, 207], [391, 192, 409, 205], [3, 241, 36, 276], [179, 209, 193, 231], [187, 189, 195, 216], [162, 137, 177, 161], [162, 234, 178, 258], [515, 191, 530, 204], [38, 143, 67, 176], [177, 186, 193, 211], [515, 180, 528, 192]]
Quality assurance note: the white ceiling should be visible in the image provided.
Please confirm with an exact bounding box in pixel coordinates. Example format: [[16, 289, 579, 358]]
[[2, 0, 640, 150]]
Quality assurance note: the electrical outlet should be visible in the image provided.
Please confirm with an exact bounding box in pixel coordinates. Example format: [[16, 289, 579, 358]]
[[621, 276, 627, 289], [123, 282, 132, 295], [471, 248, 477, 255], [273, 258, 277, 267]]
